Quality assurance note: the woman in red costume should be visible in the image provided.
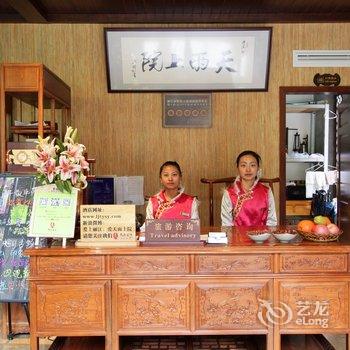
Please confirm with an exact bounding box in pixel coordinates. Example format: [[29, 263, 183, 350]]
[[146, 161, 199, 220], [221, 150, 277, 227]]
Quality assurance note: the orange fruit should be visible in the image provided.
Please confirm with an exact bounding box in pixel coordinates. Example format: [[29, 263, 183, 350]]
[[297, 220, 315, 232]]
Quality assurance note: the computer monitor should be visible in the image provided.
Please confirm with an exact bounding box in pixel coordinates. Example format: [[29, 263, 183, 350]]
[[86, 176, 116, 204]]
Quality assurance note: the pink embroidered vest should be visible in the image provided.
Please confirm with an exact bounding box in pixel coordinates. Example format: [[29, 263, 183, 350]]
[[150, 192, 194, 219], [227, 182, 269, 226]]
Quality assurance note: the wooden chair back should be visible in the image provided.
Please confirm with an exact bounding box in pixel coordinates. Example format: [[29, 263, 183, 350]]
[[200, 177, 280, 226]]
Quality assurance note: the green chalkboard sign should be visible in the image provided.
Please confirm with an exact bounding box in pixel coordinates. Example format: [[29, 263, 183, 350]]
[[0, 175, 45, 302]]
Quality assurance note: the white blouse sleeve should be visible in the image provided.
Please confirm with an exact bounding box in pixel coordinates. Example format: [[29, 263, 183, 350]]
[[140, 200, 154, 232], [145, 199, 154, 219], [221, 190, 233, 226], [266, 188, 277, 226], [191, 197, 199, 219]]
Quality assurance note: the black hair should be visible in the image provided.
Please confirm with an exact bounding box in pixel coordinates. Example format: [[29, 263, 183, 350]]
[[159, 161, 182, 177], [236, 150, 261, 167]]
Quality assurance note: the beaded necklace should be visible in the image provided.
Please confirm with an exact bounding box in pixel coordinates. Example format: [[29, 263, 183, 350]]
[[231, 178, 256, 223], [232, 190, 253, 222], [154, 191, 178, 219]]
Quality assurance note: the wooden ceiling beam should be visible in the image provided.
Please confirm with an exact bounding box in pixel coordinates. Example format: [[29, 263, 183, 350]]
[[6, 0, 47, 23], [48, 12, 350, 24], [0, 13, 24, 22]]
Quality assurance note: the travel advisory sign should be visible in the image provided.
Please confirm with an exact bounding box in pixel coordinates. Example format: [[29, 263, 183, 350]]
[[76, 204, 137, 247], [144, 219, 201, 245]]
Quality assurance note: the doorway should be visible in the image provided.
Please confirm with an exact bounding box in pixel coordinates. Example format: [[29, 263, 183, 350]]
[[279, 86, 350, 230]]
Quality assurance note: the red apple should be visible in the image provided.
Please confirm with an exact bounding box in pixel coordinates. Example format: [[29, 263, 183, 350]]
[[312, 224, 329, 235], [327, 223, 340, 235]]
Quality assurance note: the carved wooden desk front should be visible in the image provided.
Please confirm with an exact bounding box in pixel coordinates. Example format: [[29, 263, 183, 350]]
[[26, 227, 350, 350]]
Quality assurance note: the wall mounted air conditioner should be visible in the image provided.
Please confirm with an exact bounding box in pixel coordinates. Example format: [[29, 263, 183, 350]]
[[293, 50, 350, 67]]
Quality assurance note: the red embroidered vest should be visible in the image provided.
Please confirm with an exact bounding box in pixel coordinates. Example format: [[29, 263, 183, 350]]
[[227, 182, 269, 226], [150, 192, 194, 219]]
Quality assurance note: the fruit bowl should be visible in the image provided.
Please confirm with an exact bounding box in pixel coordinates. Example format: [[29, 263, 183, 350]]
[[271, 229, 298, 243], [247, 230, 271, 244], [296, 230, 343, 242]]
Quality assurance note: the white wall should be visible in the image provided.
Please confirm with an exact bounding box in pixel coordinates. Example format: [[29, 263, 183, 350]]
[[286, 113, 314, 182]]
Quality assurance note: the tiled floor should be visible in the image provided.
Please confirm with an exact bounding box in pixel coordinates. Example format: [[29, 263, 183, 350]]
[[324, 334, 346, 350], [0, 336, 53, 349], [1, 345, 51, 350]]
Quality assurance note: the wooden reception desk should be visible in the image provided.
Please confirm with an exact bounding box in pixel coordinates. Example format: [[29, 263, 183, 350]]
[[26, 227, 350, 350]]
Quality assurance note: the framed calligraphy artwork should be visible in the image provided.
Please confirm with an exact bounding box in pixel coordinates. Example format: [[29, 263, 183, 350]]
[[104, 28, 272, 92]]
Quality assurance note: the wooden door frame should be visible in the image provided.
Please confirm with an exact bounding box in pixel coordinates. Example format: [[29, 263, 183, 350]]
[[279, 86, 350, 223]]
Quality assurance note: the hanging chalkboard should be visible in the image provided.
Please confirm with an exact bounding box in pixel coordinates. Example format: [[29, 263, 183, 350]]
[[0, 175, 45, 302]]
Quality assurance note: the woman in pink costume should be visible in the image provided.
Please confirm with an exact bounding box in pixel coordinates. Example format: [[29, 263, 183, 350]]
[[146, 161, 199, 220], [221, 151, 277, 227]]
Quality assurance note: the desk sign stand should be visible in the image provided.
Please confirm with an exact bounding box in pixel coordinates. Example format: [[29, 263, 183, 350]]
[[75, 204, 137, 247], [207, 232, 228, 244], [143, 219, 201, 245], [29, 185, 77, 247]]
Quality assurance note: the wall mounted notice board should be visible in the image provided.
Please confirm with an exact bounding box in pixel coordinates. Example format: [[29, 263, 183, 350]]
[[0, 175, 45, 302]]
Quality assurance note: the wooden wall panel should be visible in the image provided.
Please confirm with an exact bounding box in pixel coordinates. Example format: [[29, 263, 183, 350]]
[[1, 23, 350, 225]]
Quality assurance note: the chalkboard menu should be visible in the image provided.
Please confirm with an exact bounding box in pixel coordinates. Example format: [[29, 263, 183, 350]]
[[0, 175, 44, 302]]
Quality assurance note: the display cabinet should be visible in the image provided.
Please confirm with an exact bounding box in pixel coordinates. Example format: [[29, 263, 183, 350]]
[[0, 63, 71, 173]]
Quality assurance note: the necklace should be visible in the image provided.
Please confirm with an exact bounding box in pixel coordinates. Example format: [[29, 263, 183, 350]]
[[241, 182, 253, 192]]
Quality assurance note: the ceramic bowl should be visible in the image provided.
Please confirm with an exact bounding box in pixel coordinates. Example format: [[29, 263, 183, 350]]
[[272, 228, 298, 243], [272, 230, 298, 243], [247, 231, 271, 244]]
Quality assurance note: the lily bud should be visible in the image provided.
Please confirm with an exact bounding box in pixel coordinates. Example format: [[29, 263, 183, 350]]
[[64, 126, 73, 142], [71, 128, 78, 142]]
